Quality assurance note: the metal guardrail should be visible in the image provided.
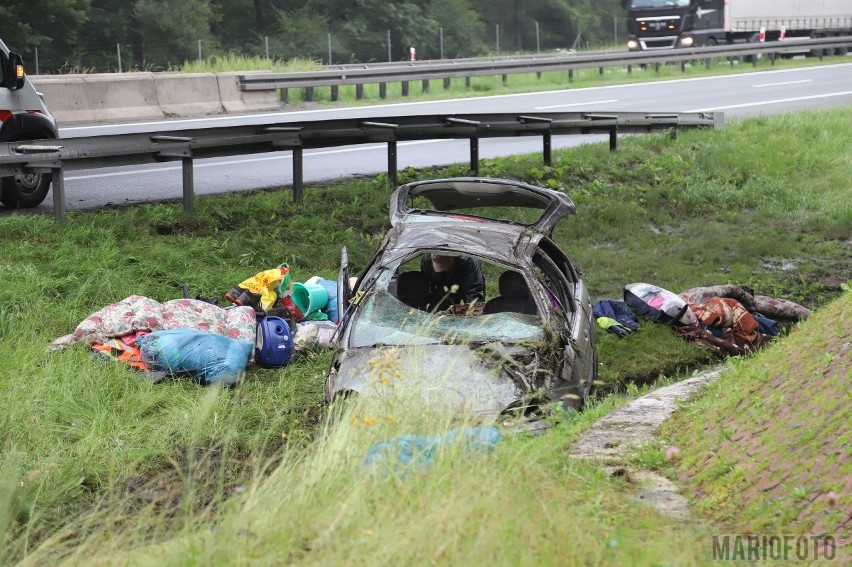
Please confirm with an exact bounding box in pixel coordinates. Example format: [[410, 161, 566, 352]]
[[239, 37, 852, 97], [0, 111, 722, 223]]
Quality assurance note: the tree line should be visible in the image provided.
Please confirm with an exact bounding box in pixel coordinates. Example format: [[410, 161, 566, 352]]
[[5, 0, 625, 73]]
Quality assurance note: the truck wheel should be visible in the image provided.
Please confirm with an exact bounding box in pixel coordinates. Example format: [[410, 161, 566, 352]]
[[1, 170, 52, 209]]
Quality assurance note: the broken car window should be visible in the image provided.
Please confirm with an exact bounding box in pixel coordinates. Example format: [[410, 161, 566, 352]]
[[349, 269, 545, 349]]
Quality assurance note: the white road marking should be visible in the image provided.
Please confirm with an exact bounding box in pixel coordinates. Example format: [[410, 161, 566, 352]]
[[685, 90, 852, 112], [60, 63, 852, 133], [64, 139, 444, 181], [534, 99, 618, 109], [752, 79, 813, 88]]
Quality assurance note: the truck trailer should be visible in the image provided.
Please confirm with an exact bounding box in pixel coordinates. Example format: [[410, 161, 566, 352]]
[[621, 0, 852, 52]]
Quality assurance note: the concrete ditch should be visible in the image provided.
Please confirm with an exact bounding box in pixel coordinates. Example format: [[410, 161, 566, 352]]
[[569, 366, 724, 518]]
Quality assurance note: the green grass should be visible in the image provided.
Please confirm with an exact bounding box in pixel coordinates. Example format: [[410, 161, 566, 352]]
[[179, 51, 852, 107], [1, 107, 850, 564]]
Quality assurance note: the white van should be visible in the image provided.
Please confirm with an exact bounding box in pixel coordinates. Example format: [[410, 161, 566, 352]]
[[0, 38, 58, 208]]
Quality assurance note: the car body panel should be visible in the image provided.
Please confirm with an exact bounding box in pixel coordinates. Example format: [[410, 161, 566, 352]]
[[390, 177, 576, 235], [327, 178, 596, 419]]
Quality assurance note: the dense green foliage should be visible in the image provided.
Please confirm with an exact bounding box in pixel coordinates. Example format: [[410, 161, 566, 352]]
[[4, 0, 624, 72], [0, 108, 849, 563]]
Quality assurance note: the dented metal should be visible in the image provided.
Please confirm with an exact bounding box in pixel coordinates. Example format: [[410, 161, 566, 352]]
[[326, 177, 597, 419]]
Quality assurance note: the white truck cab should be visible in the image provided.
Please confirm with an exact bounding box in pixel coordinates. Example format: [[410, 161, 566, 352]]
[[0, 37, 58, 208]]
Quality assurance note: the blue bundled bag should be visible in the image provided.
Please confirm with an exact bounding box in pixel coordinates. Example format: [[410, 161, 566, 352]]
[[362, 427, 501, 475], [138, 329, 253, 386]]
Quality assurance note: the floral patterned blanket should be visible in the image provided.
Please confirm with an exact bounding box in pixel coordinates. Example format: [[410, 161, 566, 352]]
[[50, 295, 256, 351], [678, 285, 810, 321]]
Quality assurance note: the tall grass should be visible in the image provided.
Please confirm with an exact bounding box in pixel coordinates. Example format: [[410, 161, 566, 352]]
[[178, 54, 320, 74], [1, 108, 850, 564]]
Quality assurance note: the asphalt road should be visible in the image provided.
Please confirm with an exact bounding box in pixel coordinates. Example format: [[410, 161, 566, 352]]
[[11, 62, 852, 214]]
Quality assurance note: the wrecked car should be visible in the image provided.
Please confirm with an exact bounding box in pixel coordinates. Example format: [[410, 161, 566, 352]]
[[325, 177, 597, 421]]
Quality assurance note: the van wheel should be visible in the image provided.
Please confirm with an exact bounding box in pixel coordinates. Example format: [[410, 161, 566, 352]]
[[1, 170, 52, 209]]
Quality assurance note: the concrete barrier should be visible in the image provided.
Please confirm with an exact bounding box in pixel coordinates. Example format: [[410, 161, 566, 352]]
[[216, 71, 282, 113], [154, 72, 225, 117], [82, 73, 164, 122], [31, 71, 283, 125], [31, 75, 97, 125]]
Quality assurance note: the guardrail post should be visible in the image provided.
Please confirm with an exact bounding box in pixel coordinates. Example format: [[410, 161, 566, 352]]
[[654, 63, 661, 74], [627, 64, 632, 74], [388, 140, 398, 188], [443, 78, 451, 90], [421, 79, 429, 93], [706, 58, 712, 70], [293, 146, 304, 202], [52, 167, 67, 224], [331, 85, 339, 102], [680, 61, 686, 72], [182, 157, 194, 215], [502, 74, 508, 85], [609, 127, 618, 151], [568, 69, 574, 83], [402, 81, 409, 96], [470, 138, 480, 175], [152, 135, 195, 215], [356, 84, 364, 100], [305, 87, 314, 102], [465, 77, 471, 88], [599, 67, 604, 76], [543, 131, 552, 166], [379, 83, 387, 99]]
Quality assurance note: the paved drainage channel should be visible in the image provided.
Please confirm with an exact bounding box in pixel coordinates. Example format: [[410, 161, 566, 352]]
[[569, 367, 724, 518]]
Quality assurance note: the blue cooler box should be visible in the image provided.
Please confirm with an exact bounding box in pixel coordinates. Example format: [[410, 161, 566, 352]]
[[255, 316, 293, 367]]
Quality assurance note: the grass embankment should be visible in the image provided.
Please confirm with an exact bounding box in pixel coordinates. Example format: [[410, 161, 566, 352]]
[[179, 51, 852, 107], [662, 290, 850, 542], [1, 108, 850, 564]]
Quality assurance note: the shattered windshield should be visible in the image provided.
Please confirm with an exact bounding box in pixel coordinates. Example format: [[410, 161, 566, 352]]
[[628, 0, 690, 8], [349, 268, 546, 349]]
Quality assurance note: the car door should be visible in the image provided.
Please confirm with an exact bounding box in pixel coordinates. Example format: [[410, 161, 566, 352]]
[[534, 238, 595, 397]]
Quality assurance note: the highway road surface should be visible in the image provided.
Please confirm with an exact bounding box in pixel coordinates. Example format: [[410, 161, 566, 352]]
[[7, 62, 852, 214]]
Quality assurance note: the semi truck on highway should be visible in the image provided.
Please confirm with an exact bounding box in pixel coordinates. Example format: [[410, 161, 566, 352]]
[[621, 0, 852, 51], [0, 37, 58, 208]]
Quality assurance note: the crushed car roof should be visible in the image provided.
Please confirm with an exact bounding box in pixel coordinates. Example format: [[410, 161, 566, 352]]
[[378, 219, 540, 267]]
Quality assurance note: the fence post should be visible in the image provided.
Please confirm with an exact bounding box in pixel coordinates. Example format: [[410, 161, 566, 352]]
[[35, 46, 39, 75], [117, 43, 122, 73], [265, 36, 270, 60], [328, 33, 332, 65], [440, 27, 444, 59], [496, 24, 500, 55], [198, 40, 202, 61], [387, 30, 392, 62], [534, 20, 540, 54]]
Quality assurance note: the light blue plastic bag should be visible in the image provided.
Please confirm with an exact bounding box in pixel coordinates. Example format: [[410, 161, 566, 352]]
[[362, 427, 501, 475], [138, 329, 253, 386]]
